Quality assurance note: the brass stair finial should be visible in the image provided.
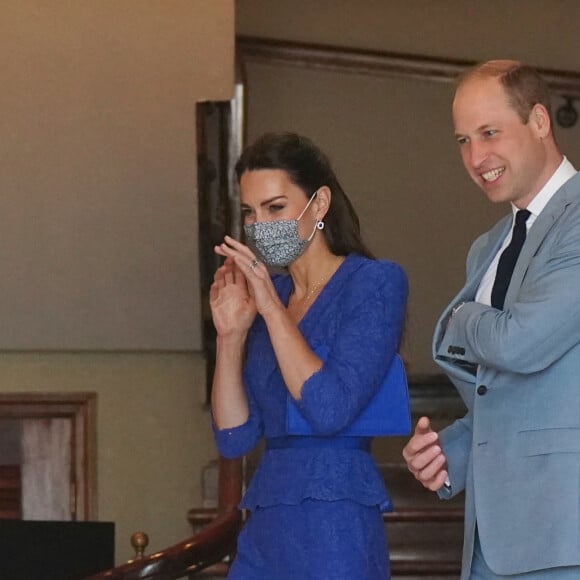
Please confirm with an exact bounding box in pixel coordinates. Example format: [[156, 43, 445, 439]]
[[130, 531, 149, 561]]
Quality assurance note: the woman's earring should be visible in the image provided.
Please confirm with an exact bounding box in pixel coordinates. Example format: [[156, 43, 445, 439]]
[[316, 220, 325, 230]]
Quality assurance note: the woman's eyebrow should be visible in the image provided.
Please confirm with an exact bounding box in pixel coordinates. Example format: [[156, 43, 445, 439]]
[[260, 195, 287, 207], [241, 195, 287, 209]]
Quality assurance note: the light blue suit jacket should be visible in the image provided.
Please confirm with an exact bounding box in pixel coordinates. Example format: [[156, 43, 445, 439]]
[[433, 171, 580, 577]]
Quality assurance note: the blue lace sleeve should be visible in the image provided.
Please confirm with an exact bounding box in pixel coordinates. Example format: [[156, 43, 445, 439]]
[[294, 261, 408, 435]]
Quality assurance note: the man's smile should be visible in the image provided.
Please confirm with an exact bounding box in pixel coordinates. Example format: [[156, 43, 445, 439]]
[[481, 167, 506, 182]]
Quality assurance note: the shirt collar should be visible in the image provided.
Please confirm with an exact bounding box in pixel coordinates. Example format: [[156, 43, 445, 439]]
[[512, 156, 577, 219]]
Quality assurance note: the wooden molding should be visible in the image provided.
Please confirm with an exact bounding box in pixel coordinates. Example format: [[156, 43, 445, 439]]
[[237, 35, 580, 99]]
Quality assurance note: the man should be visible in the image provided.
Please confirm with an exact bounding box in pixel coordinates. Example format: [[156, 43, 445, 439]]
[[403, 60, 580, 579]]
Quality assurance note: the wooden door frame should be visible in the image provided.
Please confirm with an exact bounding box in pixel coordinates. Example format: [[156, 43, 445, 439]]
[[0, 392, 97, 520]]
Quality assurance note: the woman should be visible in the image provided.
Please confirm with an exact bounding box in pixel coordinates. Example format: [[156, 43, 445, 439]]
[[210, 132, 408, 579]]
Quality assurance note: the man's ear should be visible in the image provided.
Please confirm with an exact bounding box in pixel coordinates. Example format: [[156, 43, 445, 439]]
[[315, 186, 331, 220], [531, 103, 551, 139]]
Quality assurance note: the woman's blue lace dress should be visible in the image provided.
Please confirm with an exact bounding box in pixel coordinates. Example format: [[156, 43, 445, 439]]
[[213, 254, 408, 579]]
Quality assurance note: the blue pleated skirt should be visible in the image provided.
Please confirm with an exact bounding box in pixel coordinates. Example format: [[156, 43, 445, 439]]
[[228, 498, 389, 580]]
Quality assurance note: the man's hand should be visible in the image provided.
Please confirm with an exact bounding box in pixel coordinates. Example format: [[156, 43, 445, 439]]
[[402, 416, 449, 492]]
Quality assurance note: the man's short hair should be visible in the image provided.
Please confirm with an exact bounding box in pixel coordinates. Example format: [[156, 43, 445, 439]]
[[458, 60, 552, 125]]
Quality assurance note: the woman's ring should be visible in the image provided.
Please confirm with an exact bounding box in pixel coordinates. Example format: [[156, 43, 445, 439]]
[[250, 258, 260, 271]]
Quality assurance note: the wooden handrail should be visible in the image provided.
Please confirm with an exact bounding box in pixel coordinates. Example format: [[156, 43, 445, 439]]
[[84, 458, 243, 580], [83, 511, 240, 580], [86, 512, 241, 580]]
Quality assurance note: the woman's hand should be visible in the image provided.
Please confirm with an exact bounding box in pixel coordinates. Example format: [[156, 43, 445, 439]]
[[209, 257, 257, 338], [215, 236, 282, 316]]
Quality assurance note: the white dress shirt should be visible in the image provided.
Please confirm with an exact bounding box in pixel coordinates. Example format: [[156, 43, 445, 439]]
[[475, 157, 578, 305]]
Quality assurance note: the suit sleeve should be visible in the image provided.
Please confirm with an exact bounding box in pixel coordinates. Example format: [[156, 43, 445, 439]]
[[438, 412, 473, 498], [437, 205, 580, 374]]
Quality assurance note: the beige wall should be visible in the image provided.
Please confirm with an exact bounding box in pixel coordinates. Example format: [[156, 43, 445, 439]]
[[0, 0, 234, 564], [237, 0, 580, 372], [237, 0, 580, 70], [1, 0, 233, 350]]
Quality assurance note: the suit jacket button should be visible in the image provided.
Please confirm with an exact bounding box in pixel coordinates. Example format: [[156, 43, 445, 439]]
[[477, 385, 488, 396]]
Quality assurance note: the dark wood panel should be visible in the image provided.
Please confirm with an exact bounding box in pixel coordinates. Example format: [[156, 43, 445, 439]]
[[0, 465, 21, 519]]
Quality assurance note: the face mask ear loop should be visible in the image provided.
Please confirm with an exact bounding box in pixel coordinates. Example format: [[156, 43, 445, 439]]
[[297, 189, 319, 220], [297, 189, 320, 243], [305, 221, 319, 243]]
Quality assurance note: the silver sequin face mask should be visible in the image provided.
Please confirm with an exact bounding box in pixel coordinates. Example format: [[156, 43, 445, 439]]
[[243, 191, 319, 268]]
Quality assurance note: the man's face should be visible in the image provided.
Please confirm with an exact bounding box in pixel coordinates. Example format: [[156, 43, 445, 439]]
[[453, 76, 549, 208]]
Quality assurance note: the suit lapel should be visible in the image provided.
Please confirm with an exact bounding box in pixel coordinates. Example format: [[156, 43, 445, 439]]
[[445, 218, 511, 317], [466, 220, 510, 295], [504, 173, 580, 309]]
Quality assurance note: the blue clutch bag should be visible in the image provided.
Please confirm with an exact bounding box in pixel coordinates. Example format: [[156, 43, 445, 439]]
[[286, 352, 411, 437]]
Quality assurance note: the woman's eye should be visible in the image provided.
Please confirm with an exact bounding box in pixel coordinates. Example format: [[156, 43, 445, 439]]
[[269, 205, 285, 213]]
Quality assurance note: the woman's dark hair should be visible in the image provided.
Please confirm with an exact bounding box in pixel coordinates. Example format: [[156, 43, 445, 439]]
[[235, 132, 374, 259]]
